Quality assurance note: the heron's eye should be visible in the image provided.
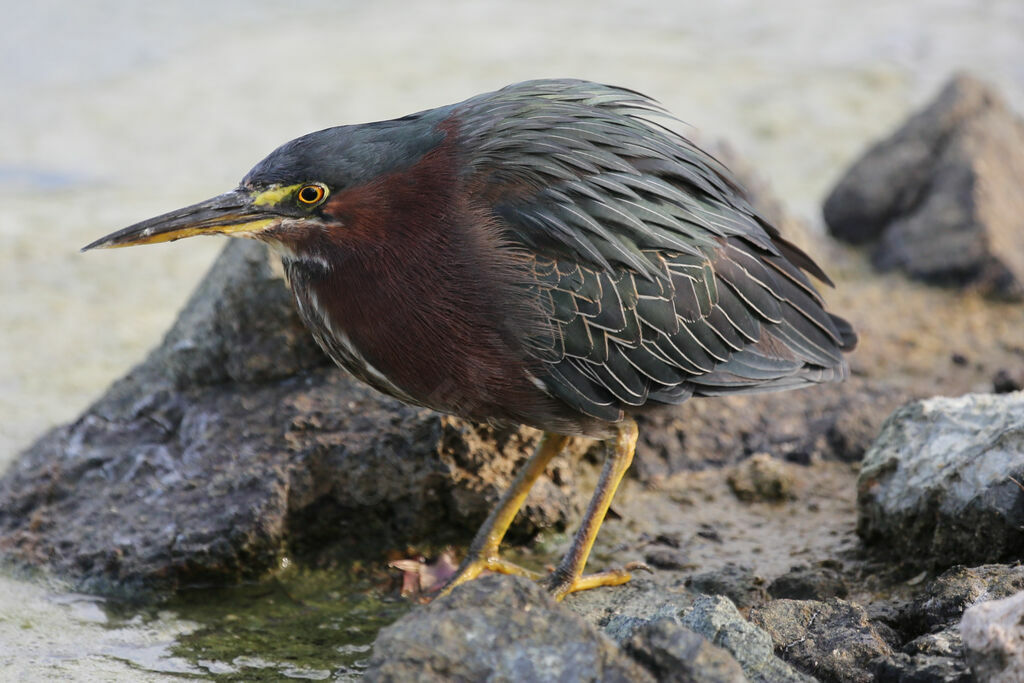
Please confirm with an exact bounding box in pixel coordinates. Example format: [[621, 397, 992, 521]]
[[297, 183, 328, 206]]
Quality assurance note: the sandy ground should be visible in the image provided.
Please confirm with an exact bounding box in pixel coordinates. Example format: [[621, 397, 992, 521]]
[[1, 0, 1023, 678]]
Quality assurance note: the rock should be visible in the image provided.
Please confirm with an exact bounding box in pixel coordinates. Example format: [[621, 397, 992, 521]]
[[960, 589, 1024, 683], [866, 565, 1024, 682], [363, 575, 652, 682], [681, 595, 813, 682], [0, 241, 584, 596], [749, 598, 892, 683], [879, 625, 972, 682], [644, 546, 692, 571], [874, 653, 972, 682], [863, 598, 911, 642], [566, 577, 693, 637], [580, 584, 807, 682], [857, 392, 1024, 567], [824, 73, 1024, 299], [906, 565, 1024, 636], [904, 626, 963, 659], [624, 618, 747, 683], [687, 564, 769, 609], [604, 612, 669, 645], [993, 368, 1024, 394], [633, 378, 900, 482], [727, 453, 799, 502], [768, 564, 849, 601]]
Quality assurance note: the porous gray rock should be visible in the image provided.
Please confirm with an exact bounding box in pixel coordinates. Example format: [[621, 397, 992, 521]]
[[566, 577, 694, 638], [681, 595, 813, 683], [857, 392, 1024, 567], [961, 590, 1024, 683], [824, 73, 1024, 299], [589, 586, 823, 682], [364, 575, 653, 682], [624, 618, 747, 683], [0, 241, 583, 596], [749, 598, 892, 683]]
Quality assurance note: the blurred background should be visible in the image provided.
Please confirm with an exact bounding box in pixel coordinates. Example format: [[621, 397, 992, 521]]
[[1, 0, 1022, 678]]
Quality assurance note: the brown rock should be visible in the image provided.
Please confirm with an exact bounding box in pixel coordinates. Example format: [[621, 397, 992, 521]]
[[824, 73, 1024, 299], [727, 453, 799, 502]]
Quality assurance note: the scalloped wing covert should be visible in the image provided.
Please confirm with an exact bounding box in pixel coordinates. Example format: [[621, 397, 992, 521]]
[[458, 80, 855, 421]]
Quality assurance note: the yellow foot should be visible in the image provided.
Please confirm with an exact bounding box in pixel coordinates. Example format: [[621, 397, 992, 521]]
[[432, 422, 644, 604], [545, 566, 634, 601], [437, 554, 542, 598]]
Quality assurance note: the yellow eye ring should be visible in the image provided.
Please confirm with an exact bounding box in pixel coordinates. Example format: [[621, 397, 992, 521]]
[[297, 183, 328, 206]]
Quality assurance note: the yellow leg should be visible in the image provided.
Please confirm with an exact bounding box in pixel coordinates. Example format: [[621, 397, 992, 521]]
[[439, 432, 570, 596], [545, 419, 638, 601]]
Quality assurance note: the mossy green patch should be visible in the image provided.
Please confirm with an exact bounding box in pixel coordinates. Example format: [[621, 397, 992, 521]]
[[131, 563, 408, 680]]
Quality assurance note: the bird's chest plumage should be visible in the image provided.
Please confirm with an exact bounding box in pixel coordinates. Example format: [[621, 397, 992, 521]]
[[286, 264, 418, 406], [281, 249, 555, 426]]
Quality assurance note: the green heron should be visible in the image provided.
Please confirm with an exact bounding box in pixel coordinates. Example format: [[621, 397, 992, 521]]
[[85, 79, 856, 600]]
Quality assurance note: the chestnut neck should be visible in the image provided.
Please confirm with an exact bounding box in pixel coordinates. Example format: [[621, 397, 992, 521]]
[[281, 130, 544, 421]]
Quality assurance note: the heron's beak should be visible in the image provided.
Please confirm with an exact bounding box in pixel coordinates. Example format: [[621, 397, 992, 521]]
[[82, 189, 281, 251]]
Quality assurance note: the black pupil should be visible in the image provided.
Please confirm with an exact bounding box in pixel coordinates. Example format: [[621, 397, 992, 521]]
[[300, 186, 320, 203]]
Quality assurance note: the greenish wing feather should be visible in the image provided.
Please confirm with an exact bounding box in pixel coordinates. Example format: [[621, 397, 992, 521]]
[[461, 79, 852, 421]]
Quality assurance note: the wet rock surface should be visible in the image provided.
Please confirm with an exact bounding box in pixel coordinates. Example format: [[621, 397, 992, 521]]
[[857, 392, 1024, 568], [866, 565, 1024, 682], [824, 74, 1024, 299]]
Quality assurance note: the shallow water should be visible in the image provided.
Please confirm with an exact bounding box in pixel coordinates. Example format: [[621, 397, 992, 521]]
[[1, 563, 408, 680], [2, 0, 1022, 678]]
